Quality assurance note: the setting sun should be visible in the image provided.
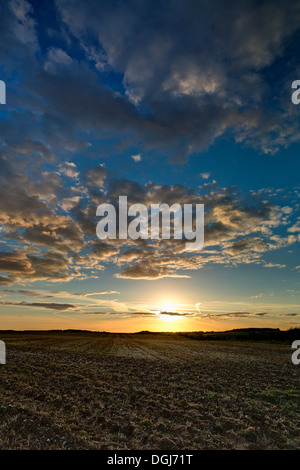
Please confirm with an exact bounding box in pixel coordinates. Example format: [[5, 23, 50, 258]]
[[159, 313, 179, 323], [160, 302, 178, 313]]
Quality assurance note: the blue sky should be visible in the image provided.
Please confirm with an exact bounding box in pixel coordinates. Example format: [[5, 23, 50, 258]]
[[0, 0, 300, 332]]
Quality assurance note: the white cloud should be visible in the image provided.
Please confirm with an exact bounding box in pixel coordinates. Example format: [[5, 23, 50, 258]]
[[59, 162, 79, 179], [131, 154, 142, 162], [264, 263, 286, 269]]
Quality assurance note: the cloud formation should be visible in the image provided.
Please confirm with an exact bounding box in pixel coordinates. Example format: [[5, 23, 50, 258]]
[[0, 151, 298, 284], [1, 0, 300, 162], [0, 0, 299, 292]]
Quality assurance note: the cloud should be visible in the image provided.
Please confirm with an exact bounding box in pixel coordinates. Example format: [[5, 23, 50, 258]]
[[76, 290, 119, 296], [59, 162, 79, 179], [51, 0, 300, 156], [0, 252, 33, 274], [200, 311, 270, 319], [82, 310, 154, 316], [288, 220, 300, 233], [0, 1, 299, 285], [0, 276, 15, 286], [0, 250, 81, 284], [0, 151, 298, 283], [279, 313, 300, 317], [60, 196, 82, 212], [84, 165, 108, 188], [159, 311, 194, 317], [264, 263, 286, 269], [51, 290, 120, 297], [114, 264, 192, 280], [0, 300, 77, 311], [0, 158, 297, 283], [224, 238, 267, 255], [1, 0, 300, 163], [44, 47, 73, 73], [251, 293, 265, 299]]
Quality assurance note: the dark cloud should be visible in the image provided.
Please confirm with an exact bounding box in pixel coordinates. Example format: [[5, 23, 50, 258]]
[[0, 252, 33, 274], [53, 0, 300, 155], [201, 311, 270, 319], [1, 0, 300, 160], [159, 311, 194, 317], [0, 276, 15, 286], [0, 250, 80, 284], [0, 300, 77, 310], [115, 263, 192, 280], [50, 290, 120, 297], [82, 310, 154, 316]]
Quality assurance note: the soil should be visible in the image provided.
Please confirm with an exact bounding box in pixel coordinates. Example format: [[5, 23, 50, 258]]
[[0, 332, 299, 450]]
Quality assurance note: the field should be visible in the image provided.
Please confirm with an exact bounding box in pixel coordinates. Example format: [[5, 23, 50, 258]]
[[0, 331, 299, 450]]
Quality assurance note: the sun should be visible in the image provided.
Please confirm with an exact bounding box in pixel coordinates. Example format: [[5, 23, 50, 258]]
[[160, 302, 178, 313], [152, 297, 185, 315], [159, 314, 177, 322], [149, 296, 188, 327]]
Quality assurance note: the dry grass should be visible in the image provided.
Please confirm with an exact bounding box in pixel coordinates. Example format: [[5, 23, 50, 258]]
[[0, 331, 299, 450]]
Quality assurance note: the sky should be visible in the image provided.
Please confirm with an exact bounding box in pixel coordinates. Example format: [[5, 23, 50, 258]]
[[0, 0, 300, 332]]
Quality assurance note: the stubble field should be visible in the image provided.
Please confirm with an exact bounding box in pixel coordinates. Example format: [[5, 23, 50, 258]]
[[0, 331, 299, 450]]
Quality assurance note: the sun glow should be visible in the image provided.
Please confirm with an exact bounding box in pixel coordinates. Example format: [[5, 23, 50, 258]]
[[147, 296, 190, 328], [160, 302, 178, 313], [159, 314, 178, 322], [154, 301, 183, 323]]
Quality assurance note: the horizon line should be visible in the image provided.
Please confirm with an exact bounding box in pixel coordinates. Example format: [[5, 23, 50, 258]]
[[0, 327, 298, 334]]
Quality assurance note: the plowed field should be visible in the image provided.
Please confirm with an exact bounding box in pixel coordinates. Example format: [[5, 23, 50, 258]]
[[0, 332, 299, 449]]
